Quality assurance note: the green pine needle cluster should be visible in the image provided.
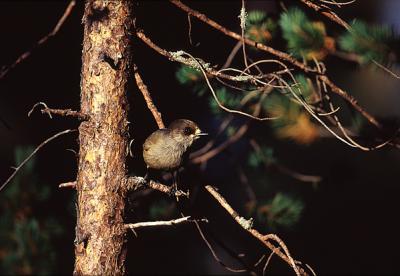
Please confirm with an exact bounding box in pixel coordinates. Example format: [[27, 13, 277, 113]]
[[257, 193, 304, 230], [262, 74, 313, 120], [175, 65, 207, 96], [246, 10, 277, 43], [248, 145, 276, 168], [339, 20, 393, 63], [262, 75, 319, 144], [279, 7, 328, 60], [208, 87, 242, 115]]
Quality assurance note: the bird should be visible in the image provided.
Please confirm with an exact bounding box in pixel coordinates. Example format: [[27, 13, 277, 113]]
[[143, 119, 207, 192]]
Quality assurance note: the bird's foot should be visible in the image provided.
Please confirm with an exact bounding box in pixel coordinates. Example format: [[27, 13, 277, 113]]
[[169, 186, 190, 199], [135, 176, 148, 186]]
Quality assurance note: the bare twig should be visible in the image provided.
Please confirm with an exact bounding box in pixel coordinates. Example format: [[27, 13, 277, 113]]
[[263, 250, 276, 275], [193, 220, 248, 273], [299, 0, 350, 30], [125, 176, 188, 198], [0, 0, 76, 79], [169, 0, 382, 130], [59, 181, 77, 188], [191, 123, 249, 164], [254, 254, 266, 267], [133, 64, 165, 129], [28, 102, 53, 118], [190, 115, 234, 158], [169, 0, 316, 74], [237, 165, 257, 205], [0, 129, 77, 192], [182, 51, 278, 121], [187, 14, 194, 45], [135, 31, 252, 83], [191, 87, 269, 164], [319, 0, 356, 7], [28, 102, 89, 120], [305, 263, 317, 276], [249, 139, 322, 183], [125, 216, 208, 230], [372, 60, 400, 79], [301, 0, 399, 84], [223, 41, 243, 69], [204, 185, 306, 276]]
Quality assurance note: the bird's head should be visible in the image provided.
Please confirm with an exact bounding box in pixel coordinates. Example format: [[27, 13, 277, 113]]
[[169, 119, 207, 148]]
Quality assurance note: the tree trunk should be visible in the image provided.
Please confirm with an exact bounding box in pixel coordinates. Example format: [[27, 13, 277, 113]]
[[74, 0, 133, 274]]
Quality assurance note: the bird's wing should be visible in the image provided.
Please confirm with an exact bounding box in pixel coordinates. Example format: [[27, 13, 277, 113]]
[[143, 129, 170, 152]]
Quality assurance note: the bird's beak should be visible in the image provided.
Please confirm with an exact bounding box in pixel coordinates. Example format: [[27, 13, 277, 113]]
[[195, 128, 208, 138]]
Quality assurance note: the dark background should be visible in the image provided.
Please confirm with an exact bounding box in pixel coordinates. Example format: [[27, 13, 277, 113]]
[[1, 1, 399, 274]]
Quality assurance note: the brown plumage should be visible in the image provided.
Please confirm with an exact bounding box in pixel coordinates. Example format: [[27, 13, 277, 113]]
[[143, 119, 207, 171]]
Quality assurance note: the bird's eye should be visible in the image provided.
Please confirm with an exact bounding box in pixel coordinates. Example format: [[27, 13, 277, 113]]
[[183, 127, 193, 135]]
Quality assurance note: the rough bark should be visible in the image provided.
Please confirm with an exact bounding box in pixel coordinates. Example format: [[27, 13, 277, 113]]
[[74, 0, 133, 274]]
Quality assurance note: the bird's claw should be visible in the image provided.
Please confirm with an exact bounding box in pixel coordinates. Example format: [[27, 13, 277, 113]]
[[169, 187, 189, 198]]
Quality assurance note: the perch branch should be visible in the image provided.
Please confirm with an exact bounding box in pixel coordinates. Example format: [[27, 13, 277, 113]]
[[124, 176, 188, 198], [0, 0, 76, 79]]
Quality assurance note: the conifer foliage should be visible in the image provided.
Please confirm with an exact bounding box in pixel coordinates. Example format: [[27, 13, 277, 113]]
[[174, 2, 398, 232]]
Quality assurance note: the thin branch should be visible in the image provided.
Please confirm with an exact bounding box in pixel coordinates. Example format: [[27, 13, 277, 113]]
[[181, 51, 278, 121], [0, 0, 76, 79], [124, 176, 189, 198], [133, 64, 165, 129], [169, 0, 382, 130], [301, 1, 399, 83], [125, 216, 208, 230], [187, 14, 194, 46], [299, 0, 350, 30], [28, 102, 89, 121], [319, 0, 356, 7], [59, 181, 77, 188], [263, 250, 276, 275], [191, 87, 269, 164], [249, 139, 322, 184], [135, 31, 251, 83], [219, 59, 368, 149], [0, 129, 77, 192], [318, 75, 380, 128], [223, 41, 243, 69], [190, 115, 234, 158], [193, 220, 248, 273], [191, 123, 249, 164], [372, 59, 400, 80], [237, 165, 257, 205], [204, 185, 307, 276], [169, 0, 316, 74]]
